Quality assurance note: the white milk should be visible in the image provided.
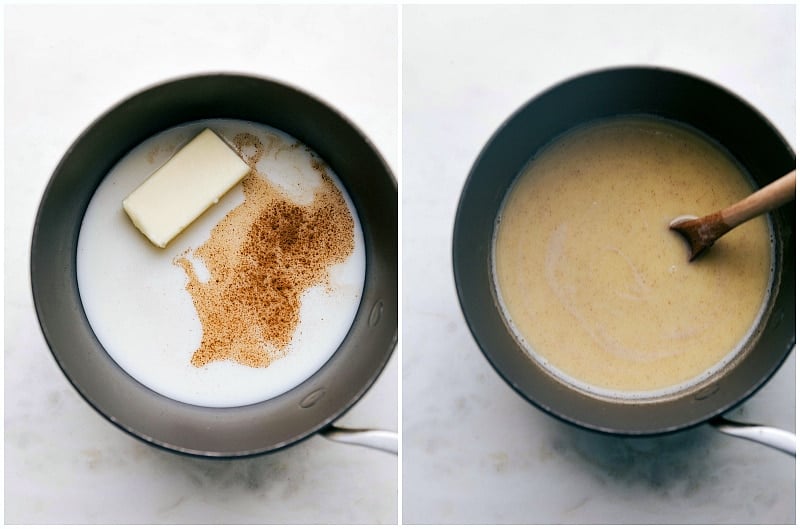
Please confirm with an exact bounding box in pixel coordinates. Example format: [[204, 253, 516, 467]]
[[77, 119, 366, 407]]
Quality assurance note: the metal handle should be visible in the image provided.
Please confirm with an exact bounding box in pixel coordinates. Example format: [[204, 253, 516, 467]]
[[319, 425, 398, 455], [709, 416, 796, 457]]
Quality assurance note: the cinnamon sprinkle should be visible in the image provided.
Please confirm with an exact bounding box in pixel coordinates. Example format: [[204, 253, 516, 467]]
[[174, 132, 355, 368]]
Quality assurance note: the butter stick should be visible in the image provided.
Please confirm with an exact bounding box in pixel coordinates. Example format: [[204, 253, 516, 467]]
[[122, 128, 250, 248]]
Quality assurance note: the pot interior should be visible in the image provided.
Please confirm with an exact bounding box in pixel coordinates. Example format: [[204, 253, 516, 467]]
[[31, 74, 398, 456], [454, 67, 795, 435]]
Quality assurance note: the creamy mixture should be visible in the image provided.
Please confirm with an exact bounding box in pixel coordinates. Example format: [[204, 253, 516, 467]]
[[493, 117, 773, 399]]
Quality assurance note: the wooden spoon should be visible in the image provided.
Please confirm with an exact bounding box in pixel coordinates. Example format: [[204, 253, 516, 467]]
[[669, 170, 796, 261]]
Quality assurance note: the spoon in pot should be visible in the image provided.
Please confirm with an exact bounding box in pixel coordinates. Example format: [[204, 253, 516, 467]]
[[669, 170, 796, 261]]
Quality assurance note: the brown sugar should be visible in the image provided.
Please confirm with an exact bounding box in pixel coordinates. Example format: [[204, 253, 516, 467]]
[[174, 132, 355, 368]]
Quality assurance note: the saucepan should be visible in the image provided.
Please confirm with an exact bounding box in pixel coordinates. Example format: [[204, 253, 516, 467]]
[[31, 73, 398, 458], [453, 67, 795, 455]]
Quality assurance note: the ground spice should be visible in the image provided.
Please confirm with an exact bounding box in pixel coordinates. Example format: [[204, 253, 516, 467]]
[[174, 132, 355, 368]]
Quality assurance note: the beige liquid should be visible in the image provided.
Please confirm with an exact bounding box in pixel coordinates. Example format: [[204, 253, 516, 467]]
[[493, 117, 773, 398]]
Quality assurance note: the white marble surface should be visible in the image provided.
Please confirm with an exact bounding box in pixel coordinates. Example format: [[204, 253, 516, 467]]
[[402, 4, 796, 524], [5, 5, 397, 524]]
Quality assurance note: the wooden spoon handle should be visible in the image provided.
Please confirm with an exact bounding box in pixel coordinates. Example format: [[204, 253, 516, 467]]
[[720, 170, 796, 228]]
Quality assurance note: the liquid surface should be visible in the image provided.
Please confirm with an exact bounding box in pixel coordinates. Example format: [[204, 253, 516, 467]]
[[78, 119, 366, 407], [493, 117, 772, 398]]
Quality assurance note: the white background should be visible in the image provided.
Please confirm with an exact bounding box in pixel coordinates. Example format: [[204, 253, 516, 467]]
[[5, 4, 398, 524], [5, 2, 798, 526], [402, 4, 796, 524]]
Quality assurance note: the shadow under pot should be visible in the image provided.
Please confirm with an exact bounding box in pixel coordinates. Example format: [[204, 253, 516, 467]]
[[31, 73, 398, 458], [453, 66, 795, 455]]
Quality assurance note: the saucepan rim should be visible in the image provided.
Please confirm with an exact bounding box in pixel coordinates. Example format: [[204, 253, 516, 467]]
[[31, 71, 398, 458], [453, 65, 795, 437]]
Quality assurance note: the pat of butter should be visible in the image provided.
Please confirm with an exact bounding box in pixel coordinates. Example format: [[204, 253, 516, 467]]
[[122, 128, 250, 248]]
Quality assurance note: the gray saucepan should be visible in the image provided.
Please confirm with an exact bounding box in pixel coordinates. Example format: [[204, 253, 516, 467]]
[[453, 67, 795, 455], [31, 73, 397, 458]]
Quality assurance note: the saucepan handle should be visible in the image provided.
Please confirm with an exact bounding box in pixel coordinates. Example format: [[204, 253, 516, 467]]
[[709, 416, 796, 457], [319, 425, 398, 454]]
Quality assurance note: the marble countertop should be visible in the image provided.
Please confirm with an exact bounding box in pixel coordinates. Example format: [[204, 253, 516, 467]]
[[402, 4, 796, 524], [5, 5, 397, 524]]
